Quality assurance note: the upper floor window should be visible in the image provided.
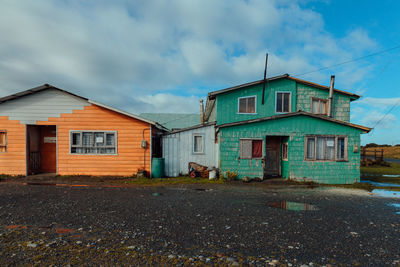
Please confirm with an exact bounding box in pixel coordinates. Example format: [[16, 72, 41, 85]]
[[238, 96, 256, 114], [193, 134, 204, 154], [0, 130, 6, 153], [276, 92, 291, 113], [312, 97, 328, 115], [70, 131, 117, 155]]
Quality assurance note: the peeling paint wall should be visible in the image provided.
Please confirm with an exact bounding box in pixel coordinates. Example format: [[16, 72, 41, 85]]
[[219, 115, 363, 184]]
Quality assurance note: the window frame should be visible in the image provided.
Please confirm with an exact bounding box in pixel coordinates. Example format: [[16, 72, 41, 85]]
[[304, 135, 348, 162], [275, 91, 291, 113], [69, 130, 118, 155], [239, 138, 263, 159], [0, 130, 7, 153], [311, 97, 328, 115], [193, 133, 205, 154], [237, 95, 257, 114], [282, 142, 288, 161]]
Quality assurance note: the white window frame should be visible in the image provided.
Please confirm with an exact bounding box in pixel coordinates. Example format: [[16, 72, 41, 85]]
[[237, 95, 257, 114], [239, 138, 263, 159], [311, 97, 328, 115], [193, 133, 205, 154], [275, 91, 291, 113], [304, 135, 348, 162], [0, 130, 7, 153], [282, 142, 288, 161], [69, 130, 118, 155]]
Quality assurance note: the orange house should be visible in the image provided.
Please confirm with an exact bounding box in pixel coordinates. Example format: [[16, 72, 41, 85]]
[[0, 84, 166, 177]]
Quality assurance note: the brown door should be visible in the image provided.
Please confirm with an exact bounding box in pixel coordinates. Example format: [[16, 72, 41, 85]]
[[264, 136, 281, 177], [40, 126, 57, 173]]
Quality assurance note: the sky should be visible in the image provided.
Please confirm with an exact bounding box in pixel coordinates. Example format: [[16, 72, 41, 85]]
[[0, 0, 399, 145]]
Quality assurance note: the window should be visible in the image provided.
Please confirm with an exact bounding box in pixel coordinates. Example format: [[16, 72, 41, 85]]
[[312, 98, 328, 115], [276, 92, 291, 113], [193, 134, 204, 154], [238, 96, 256, 114], [282, 142, 288, 160], [70, 131, 117, 154], [240, 139, 262, 159], [0, 131, 6, 153], [305, 135, 347, 161]]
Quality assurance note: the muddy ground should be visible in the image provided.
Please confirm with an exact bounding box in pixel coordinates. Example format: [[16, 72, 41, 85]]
[[0, 183, 399, 266]]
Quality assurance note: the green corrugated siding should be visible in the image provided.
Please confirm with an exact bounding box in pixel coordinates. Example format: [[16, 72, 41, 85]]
[[219, 115, 363, 184], [216, 79, 297, 125]]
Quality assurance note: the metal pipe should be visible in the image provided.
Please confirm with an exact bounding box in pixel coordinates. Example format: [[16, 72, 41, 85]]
[[328, 75, 335, 117], [200, 99, 204, 125], [142, 128, 150, 173]]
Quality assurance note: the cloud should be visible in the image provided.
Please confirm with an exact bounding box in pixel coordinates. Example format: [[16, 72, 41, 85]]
[[360, 110, 397, 129], [357, 97, 400, 108], [0, 0, 378, 114]]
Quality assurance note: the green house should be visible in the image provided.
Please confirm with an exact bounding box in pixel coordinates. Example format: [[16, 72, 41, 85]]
[[204, 74, 370, 184]]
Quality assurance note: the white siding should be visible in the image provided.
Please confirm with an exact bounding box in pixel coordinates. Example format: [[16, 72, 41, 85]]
[[162, 125, 218, 177], [0, 89, 90, 124]]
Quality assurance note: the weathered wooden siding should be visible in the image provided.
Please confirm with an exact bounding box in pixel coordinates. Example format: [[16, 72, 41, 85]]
[[0, 89, 90, 124], [216, 79, 297, 125], [296, 83, 351, 122], [36, 104, 152, 176], [162, 125, 217, 177], [0, 116, 26, 175], [219, 115, 363, 184]]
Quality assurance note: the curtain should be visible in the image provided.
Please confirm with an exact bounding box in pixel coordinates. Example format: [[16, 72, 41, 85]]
[[312, 100, 320, 114], [276, 93, 283, 112], [0, 132, 5, 152], [252, 140, 262, 158], [326, 137, 335, 160], [307, 138, 315, 159], [283, 93, 290, 112], [316, 137, 325, 160], [240, 140, 252, 159]]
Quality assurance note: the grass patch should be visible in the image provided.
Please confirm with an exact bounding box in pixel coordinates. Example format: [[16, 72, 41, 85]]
[[361, 163, 400, 175]]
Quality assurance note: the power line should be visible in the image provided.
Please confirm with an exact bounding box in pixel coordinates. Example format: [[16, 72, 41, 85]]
[[294, 44, 400, 77], [369, 98, 400, 134]]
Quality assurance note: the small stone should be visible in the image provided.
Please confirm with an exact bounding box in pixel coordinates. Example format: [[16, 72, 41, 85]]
[[168, 254, 175, 259], [127, 246, 136, 249], [27, 243, 37, 248], [76, 241, 82, 244]]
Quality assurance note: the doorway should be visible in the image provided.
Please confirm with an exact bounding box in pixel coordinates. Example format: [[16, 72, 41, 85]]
[[264, 136, 281, 178], [27, 125, 57, 175]]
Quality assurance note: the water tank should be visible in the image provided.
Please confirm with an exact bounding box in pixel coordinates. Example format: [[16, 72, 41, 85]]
[[151, 158, 165, 178]]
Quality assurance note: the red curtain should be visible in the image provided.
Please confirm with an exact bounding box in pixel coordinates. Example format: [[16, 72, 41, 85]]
[[252, 140, 262, 158]]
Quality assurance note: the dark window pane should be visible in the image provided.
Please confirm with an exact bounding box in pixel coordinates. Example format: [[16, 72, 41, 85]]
[[247, 97, 255, 113], [283, 93, 290, 112], [337, 137, 345, 159], [306, 138, 315, 159], [106, 133, 115, 146], [72, 133, 80, 145], [239, 98, 247, 113], [276, 93, 282, 112], [252, 140, 262, 158]]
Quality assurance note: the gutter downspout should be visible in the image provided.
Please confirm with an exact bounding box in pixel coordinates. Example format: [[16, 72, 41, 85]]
[[142, 128, 151, 175], [200, 99, 204, 125], [328, 75, 335, 117]]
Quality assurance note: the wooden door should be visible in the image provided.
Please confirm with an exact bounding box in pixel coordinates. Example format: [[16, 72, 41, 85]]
[[264, 136, 281, 177], [40, 126, 57, 173]]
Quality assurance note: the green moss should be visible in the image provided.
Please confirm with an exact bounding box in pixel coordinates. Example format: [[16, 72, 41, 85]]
[[361, 163, 400, 175]]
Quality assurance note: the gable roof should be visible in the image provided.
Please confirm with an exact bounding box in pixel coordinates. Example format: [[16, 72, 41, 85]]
[[217, 111, 371, 133], [139, 113, 200, 130], [208, 74, 360, 101], [0, 84, 168, 130]]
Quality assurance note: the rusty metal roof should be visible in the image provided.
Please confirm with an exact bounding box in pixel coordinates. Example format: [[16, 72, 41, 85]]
[[217, 111, 371, 133], [208, 74, 360, 100]]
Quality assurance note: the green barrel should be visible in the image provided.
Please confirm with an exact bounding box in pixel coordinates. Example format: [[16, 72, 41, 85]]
[[151, 158, 165, 178]]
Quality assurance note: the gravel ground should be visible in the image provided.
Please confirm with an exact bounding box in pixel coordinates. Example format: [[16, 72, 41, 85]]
[[0, 182, 399, 266]]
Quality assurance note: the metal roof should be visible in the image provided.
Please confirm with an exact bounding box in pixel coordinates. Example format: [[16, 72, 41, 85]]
[[139, 113, 201, 130], [0, 84, 167, 130], [217, 111, 371, 133], [208, 74, 360, 100]]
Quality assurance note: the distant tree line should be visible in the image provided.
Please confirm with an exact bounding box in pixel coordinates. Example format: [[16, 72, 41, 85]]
[[363, 143, 400, 148]]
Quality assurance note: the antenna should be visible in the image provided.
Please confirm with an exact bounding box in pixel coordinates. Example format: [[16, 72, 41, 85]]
[[262, 53, 268, 105]]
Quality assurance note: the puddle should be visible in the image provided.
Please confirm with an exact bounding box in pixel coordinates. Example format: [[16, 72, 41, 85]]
[[372, 189, 400, 198], [361, 180, 400, 187], [268, 201, 318, 211], [386, 203, 400, 215], [382, 175, 400, 178]]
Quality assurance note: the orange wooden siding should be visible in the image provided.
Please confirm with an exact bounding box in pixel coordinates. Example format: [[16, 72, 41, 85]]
[[0, 116, 26, 175], [36, 104, 152, 176]]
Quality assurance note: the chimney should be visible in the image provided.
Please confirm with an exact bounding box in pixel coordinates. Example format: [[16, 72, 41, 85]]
[[200, 99, 204, 125], [328, 75, 335, 117]]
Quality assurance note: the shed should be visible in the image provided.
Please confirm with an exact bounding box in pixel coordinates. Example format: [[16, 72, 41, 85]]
[[162, 123, 218, 177]]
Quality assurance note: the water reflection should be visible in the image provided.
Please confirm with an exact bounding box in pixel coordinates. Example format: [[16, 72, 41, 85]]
[[372, 189, 400, 198], [361, 180, 400, 187], [386, 203, 400, 215], [268, 201, 318, 211]]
